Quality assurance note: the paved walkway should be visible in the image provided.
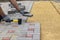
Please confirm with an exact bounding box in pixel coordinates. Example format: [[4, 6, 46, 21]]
[[28, 1, 60, 40]]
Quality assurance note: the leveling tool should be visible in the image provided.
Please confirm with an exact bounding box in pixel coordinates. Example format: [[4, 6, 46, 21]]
[[2, 19, 22, 25]]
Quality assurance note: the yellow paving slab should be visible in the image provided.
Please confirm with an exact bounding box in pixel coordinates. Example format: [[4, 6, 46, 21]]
[[28, 1, 60, 40]]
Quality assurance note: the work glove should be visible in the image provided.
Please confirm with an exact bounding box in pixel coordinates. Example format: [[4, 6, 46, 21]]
[[19, 5, 33, 17], [2, 15, 11, 22], [19, 5, 25, 11]]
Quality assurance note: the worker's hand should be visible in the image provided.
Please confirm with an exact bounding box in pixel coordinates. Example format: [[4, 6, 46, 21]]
[[2, 15, 11, 22]]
